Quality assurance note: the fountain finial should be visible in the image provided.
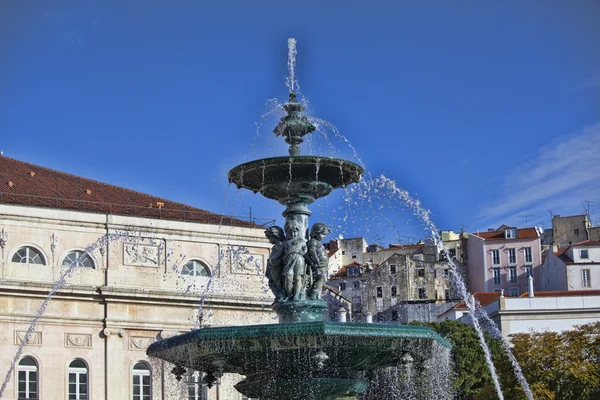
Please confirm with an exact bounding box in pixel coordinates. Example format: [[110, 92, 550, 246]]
[[273, 91, 316, 156]]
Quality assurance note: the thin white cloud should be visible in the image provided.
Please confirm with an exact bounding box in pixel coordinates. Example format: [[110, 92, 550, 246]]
[[479, 122, 600, 226]]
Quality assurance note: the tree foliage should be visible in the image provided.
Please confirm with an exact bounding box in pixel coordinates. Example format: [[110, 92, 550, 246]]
[[412, 320, 600, 400], [499, 321, 600, 400]]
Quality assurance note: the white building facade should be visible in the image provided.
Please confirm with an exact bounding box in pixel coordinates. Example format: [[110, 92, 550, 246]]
[[0, 155, 274, 400]]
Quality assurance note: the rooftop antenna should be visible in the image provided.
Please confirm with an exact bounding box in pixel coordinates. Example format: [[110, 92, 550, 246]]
[[582, 200, 594, 224], [372, 234, 385, 247], [517, 214, 533, 227], [458, 223, 468, 233]]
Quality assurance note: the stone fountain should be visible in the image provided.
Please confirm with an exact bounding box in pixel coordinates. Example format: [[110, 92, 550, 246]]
[[147, 90, 450, 399]]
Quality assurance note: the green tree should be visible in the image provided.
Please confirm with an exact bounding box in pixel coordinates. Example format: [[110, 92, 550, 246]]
[[503, 321, 600, 400]]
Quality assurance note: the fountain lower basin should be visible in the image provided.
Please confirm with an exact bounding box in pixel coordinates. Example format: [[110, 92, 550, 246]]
[[146, 321, 451, 399]]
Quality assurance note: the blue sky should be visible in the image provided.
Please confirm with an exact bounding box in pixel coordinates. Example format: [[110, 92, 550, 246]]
[[1, 1, 599, 245]]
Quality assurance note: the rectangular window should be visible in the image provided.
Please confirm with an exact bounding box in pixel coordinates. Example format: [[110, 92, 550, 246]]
[[417, 268, 425, 277], [68, 369, 88, 400], [418, 288, 426, 299], [524, 247, 532, 263], [581, 249, 589, 259], [339, 282, 346, 291], [491, 250, 500, 265], [509, 267, 518, 284], [391, 286, 397, 298], [449, 248, 456, 258], [18, 369, 37, 400], [353, 281, 361, 290], [188, 374, 208, 400], [508, 248, 516, 264], [493, 268, 501, 285], [376, 298, 384, 312], [353, 296, 361, 307], [391, 310, 399, 321], [352, 255, 357, 259], [574, 227, 579, 237], [505, 228, 517, 239], [444, 289, 450, 301], [390, 264, 397, 274], [342, 251, 346, 255], [376, 286, 383, 298], [525, 265, 533, 277], [510, 287, 519, 297], [582, 269, 591, 288]]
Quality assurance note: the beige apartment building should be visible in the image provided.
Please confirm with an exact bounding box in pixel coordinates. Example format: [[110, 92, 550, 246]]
[[0, 155, 274, 400]]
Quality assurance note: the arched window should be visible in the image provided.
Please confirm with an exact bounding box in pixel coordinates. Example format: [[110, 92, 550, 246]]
[[17, 356, 38, 399], [68, 359, 88, 400], [62, 251, 95, 269], [12, 247, 45, 265], [132, 362, 151, 400], [181, 260, 210, 277]]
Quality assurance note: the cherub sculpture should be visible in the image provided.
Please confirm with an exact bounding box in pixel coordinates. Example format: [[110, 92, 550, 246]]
[[305, 223, 332, 300], [283, 219, 308, 301], [264, 226, 285, 302]]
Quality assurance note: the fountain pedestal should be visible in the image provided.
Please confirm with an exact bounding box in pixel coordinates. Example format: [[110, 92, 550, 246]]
[[273, 299, 328, 323]]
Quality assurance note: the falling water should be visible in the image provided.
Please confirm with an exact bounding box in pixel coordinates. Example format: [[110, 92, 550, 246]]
[[286, 38, 299, 92]]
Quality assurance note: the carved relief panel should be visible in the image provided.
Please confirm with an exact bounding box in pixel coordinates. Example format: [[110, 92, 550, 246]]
[[14, 330, 42, 346], [230, 250, 265, 275], [65, 333, 92, 348], [124, 242, 162, 267]]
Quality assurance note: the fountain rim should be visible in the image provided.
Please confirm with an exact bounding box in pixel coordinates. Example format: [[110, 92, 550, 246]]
[[147, 321, 451, 356], [228, 155, 365, 172]]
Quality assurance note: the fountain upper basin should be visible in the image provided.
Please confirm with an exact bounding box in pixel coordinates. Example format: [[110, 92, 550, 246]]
[[228, 156, 364, 204]]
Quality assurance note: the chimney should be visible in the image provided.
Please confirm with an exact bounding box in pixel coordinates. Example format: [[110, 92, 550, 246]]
[[528, 275, 534, 298]]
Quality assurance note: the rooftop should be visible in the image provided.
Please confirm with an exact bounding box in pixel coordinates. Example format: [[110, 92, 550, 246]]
[[472, 227, 539, 241], [451, 292, 511, 310], [519, 290, 600, 298], [0, 155, 257, 228]]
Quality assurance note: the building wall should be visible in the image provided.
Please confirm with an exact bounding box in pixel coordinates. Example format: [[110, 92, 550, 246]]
[[467, 233, 542, 295], [496, 296, 600, 338], [481, 238, 542, 296], [567, 264, 600, 290], [567, 246, 600, 263], [0, 204, 274, 400], [326, 238, 368, 276], [466, 235, 486, 292], [589, 227, 600, 242], [541, 252, 568, 291], [552, 215, 590, 246]]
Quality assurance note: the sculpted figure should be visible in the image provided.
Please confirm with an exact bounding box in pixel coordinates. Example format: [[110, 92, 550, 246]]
[[265, 226, 285, 302], [283, 219, 308, 301], [306, 223, 332, 300]]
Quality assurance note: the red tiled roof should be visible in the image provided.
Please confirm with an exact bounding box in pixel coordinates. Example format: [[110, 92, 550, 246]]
[[472, 227, 539, 241], [330, 266, 348, 279], [0, 155, 257, 228], [571, 240, 600, 247], [451, 292, 511, 310], [519, 290, 600, 297]]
